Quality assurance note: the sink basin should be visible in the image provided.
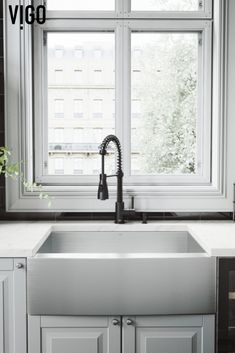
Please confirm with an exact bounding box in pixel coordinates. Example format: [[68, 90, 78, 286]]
[[37, 231, 204, 255], [28, 230, 216, 316]]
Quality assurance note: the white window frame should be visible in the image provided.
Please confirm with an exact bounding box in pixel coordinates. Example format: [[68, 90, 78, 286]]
[[44, 0, 212, 19], [34, 19, 211, 185], [4, 0, 230, 212]]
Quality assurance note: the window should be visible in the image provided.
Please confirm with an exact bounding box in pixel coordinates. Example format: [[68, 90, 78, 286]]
[[54, 99, 64, 118], [93, 70, 102, 84], [94, 49, 102, 59], [93, 99, 103, 118], [53, 158, 64, 175], [73, 158, 84, 175], [73, 128, 84, 143], [39, 31, 115, 178], [132, 0, 201, 12], [47, 0, 115, 11], [54, 47, 64, 59], [132, 99, 141, 119], [34, 0, 212, 187], [54, 69, 63, 85], [54, 128, 64, 143], [131, 32, 199, 176], [73, 99, 84, 118], [74, 48, 83, 59], [74, 69, 83, 84], [92, 128, 103, 143], [7, 0, 228, 212]]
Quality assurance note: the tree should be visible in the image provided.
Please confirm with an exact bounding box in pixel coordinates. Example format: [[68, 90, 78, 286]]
[[132, 32, 198, 175]]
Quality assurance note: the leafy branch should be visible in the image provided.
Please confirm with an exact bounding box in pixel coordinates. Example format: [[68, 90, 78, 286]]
[[0, 146, 52, 207]]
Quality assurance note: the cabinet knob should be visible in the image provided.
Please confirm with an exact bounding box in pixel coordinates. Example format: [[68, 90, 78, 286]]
[[126, 319, 134, 326], [112, 319, 120, 326], [16, 263, 24, 269]]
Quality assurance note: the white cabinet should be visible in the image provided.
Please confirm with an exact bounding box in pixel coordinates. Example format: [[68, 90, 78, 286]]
[[28, 314, 214, 353], [0, 258, 26, 353], [28, 316, 121, 353], [122, 315, 215, 353]]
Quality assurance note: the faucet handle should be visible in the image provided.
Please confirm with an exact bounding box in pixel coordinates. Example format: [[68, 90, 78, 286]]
[[131, 196, 135, 210]]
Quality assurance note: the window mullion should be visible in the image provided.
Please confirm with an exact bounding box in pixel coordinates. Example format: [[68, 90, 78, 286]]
[[115, 22, 124, 174], [122, 23, 131, 179]]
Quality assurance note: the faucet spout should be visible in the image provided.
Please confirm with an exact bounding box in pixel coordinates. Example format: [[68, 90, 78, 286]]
[[97, 135, 125, 223]]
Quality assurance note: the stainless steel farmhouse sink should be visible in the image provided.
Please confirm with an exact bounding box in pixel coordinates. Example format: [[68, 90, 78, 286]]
[[27, 231, 216, 316]]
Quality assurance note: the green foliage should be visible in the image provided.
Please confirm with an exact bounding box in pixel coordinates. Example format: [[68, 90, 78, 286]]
[[0, 146, 51, 207]]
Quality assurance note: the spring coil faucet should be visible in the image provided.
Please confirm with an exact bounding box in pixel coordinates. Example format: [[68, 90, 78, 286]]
[[97, 135, 125, 223]]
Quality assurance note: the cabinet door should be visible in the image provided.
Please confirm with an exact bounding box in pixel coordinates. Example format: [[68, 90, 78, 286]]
[[0, 258, 26, 353], [122, 315, 214, 353], [28, 316, 121, 353], [217, 258, 235, 353]]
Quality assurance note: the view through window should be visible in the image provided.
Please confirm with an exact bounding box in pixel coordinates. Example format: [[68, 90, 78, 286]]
[[47, 32, 115, 176], [131, 32, 199, 175], [36, 0, 211, 182]]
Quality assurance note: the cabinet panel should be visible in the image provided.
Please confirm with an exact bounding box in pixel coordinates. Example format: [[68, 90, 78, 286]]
[[29, 316, 121, 353], [137, 327, 199, 353], [123, 315, 214, 353], [218, 258, 235, 353], [0, 259, 26, 353], [0, 275, 7, 353], [42, 328, 107, 353]]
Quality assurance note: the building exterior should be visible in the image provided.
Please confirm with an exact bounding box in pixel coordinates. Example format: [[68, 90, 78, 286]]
[[47, 33, 141, 176]]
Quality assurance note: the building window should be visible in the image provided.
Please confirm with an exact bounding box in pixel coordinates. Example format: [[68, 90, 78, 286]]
[[47, 0, 115, 11], [73, 128, 84, 143], [54, 99, 64, 118], [74, 48, 83, 59], [94, 49, 102, 59], [54, 128, 64, 143], [132, 99, 141, 119], [35, 8, 212, 184], [54, 69, 63, 85], [54, 47, 64, 59], [74, 69, 83, 84], [93, 99, 103, 119], [73, 99, 84, 118], [92, 128, 103, 143], [132, 0, 201, 12], [93, 70, 102, 85], [73, 159, 84, 175], [54, 158, 64, 175]]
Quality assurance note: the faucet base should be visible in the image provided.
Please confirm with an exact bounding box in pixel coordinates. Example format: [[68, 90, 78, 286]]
[[115, 202, 125, 224]]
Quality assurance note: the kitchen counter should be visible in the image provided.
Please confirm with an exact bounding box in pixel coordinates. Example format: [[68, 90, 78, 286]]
[[0, 221, 234, 257]]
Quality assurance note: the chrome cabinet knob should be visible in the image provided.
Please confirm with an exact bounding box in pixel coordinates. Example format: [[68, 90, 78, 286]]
[[112, 319, 120, 326], [126, 319, 134, 326], [16, 263, 24, 269]]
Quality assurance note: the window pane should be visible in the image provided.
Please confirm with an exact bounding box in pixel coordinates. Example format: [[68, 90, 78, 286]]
[[47, 32, 115, 176], [47, 0, 115, 11], [132, 0, 200, 11], [131, 32, 199, 175]]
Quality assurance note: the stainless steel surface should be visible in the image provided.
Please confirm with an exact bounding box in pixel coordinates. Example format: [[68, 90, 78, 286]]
[[112, 319, 120, 326], [126, 319, 134, 325], [36, 231, 205, 254], [28, 230, 216, 316]]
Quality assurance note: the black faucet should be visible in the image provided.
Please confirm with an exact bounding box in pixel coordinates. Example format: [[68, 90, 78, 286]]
[[97, 135, 133, 224]]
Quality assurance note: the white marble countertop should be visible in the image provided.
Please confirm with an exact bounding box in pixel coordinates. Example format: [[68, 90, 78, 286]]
[[0, 220, 235, 257]]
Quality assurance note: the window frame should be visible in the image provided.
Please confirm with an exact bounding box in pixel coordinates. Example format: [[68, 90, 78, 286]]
[[43, 0, 212, 19], [4, 0, 230, 212], [34, 17, 212, 186]]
